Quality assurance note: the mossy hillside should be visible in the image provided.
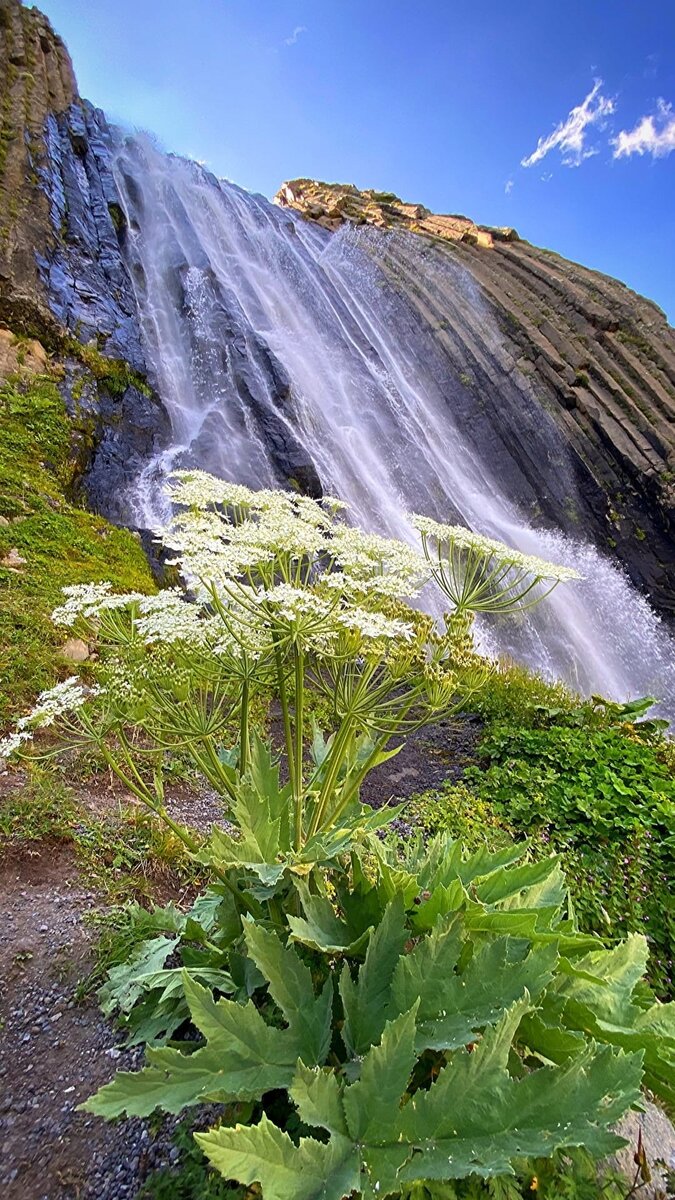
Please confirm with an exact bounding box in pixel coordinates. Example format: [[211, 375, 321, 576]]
[[0, 369, 155, 725]]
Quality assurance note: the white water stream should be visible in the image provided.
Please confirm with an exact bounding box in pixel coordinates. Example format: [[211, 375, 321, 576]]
[[112, 136, 675, 710]]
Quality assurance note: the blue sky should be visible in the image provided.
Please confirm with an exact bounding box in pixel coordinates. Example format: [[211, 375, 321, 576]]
[[35, 0, 675, 320]]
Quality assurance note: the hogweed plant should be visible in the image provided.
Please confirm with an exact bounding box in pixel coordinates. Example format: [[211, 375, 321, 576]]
[[6, 474, 672, 1196], [1, 476, 578, 881]]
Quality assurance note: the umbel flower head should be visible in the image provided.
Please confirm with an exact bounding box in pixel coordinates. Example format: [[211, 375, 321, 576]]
[[408, 513, 581, 616]]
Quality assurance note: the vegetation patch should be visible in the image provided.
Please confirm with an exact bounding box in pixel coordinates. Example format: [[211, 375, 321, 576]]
[[0, 766, 196, 904], [408, 670, 674, 999], [0, 369, 155, 725], [463, 702, 675, 998], [62, 336, 152, 397]]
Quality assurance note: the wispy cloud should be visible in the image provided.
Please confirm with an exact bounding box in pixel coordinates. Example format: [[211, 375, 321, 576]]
[[284, 25, 307, 46], [521, 80, 615, 168], [612, 98, 675, 159], [504, 179, 514, 195]]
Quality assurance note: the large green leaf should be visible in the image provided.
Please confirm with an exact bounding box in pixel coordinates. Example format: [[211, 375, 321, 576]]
[[389, 924, 557, 1051], [416, 836, 524, 893], [473, 858, 567, 910], [288, 878, 374, 955], [197, 734, 292, 874], [538, 935, 675, 1105], [340, 894, 407, 1056], [197, 1115, 359, 1200], [84, 988, 296, 1116], [98, 935, 179, 1019], [199, 1000, 642, 1200], [83, 950, 332, 1119], [396, 1002, 641, 1183], [242, 919, 333, 1064]]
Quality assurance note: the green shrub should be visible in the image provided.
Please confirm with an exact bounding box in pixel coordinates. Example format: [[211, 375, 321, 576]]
[[462, 661, 577, 727], [465, 719, 675, 997], [404, 780, 513, 851]]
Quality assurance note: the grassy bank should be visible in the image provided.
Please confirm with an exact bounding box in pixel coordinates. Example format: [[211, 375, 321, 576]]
[[0, 366, 155, 725]]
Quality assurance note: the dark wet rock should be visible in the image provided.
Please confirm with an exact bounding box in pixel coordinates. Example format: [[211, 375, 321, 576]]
[[0, 2, 169, 525]]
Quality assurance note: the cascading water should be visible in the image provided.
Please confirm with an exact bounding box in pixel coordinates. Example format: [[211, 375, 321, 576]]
[[112, 135, 675, 710]]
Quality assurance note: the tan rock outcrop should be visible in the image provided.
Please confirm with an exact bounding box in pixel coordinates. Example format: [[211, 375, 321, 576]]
[[0, 0, 77, 339], [0, 326, 49, 377], [274, 179, 511, 249]]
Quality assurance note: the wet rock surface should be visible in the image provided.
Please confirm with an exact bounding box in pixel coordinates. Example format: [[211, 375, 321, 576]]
[[612, 1100, 675, 1199], [0, 1, 169, 524]]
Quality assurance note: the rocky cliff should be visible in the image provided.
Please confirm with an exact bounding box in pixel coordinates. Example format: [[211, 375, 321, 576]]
[[0, 0, 169, 522], [276, 180, 675, 613]]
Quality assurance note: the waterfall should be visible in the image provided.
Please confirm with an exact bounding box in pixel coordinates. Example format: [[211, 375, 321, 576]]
[[112, 135, 675, 711]]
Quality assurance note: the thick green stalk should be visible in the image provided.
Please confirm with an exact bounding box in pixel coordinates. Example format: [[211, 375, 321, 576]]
[[293, 644, 305, 851], [330, 731, 392, 825], [239, 675, 250, 777], [307, 714, 355, 838], [274, 640, 296, 798]]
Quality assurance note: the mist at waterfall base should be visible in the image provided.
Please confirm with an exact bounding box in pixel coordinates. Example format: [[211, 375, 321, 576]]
[[112, 136, 675, 715]]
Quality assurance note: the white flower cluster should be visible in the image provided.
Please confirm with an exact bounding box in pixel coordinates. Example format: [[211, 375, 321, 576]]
[[17, 677, 99, 731], [52, 582, 147, 627], [133, 590, 212, 645], [160, 485, 329, 591], [168, 470, 255, 512], [328, 527, 429, 598], [408, 514, 581, 583], [0, 729, 32, 760], [1, 676, 103, 762], [336, 606, 414, 643], [261, 583, 332, 624]]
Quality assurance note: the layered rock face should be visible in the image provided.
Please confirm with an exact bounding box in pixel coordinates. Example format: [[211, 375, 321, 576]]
[[277, 181, 675, 613], [0, 0, 169, 521]]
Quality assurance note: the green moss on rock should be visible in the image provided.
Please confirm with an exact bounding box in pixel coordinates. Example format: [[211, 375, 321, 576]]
[[63, 337, 151, 397]]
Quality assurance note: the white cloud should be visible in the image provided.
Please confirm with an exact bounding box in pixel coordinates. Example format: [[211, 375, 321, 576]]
[[284, 25, 307, 46], [612, 98, 675, 159], [504, 179, 514, 195], [521, 80, 615, 169]]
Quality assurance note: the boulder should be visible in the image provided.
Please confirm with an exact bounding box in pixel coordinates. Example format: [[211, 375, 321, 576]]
[[1, 548, 27, 569], [60, 637, 90, 663], [610, 1099, 675, 1199]]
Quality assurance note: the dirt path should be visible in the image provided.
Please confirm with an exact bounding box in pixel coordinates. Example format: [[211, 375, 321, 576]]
[[0, 844, 129, 1198]]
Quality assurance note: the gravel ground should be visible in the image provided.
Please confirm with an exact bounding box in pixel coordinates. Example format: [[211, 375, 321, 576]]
[[360, 713, 483, 809], [0, 838, 228, 1200]]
